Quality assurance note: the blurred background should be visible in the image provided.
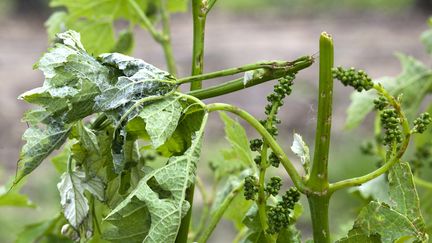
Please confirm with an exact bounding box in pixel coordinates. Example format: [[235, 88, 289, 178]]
[[0, 0, 431, 242]]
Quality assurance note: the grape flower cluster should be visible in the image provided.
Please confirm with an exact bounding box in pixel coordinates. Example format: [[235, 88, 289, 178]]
[[266, 187, 300, 234], [332, 67, 373, 91], [413, 112, 432, 134], [380, 108, 402, 145], [373, 95, 388, 111], [244, 175, 259, 200], [249, 74, 295, 168]]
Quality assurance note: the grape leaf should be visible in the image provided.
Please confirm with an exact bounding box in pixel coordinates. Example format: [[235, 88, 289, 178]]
[[0, 186, 35, 208], [15, 214, 72, 243], [137, 97, 182, 148], [15, 123, 71, 183], [58, 170, 105, 228], [102, 201, 151, 242], [346, 54, 432, 129], [211, 170, 252, 230], [219, 112, 253, 166], [338, 162, 428, 242], [104, 113, 208, 243], [209, 112, 253, 181]]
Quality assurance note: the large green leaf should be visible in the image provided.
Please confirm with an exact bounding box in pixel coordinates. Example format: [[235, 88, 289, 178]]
[[346, 54, 432, 129], [104, 113, 208, 242], [338, 162, 428, 242], [58, 170, 105, 228]]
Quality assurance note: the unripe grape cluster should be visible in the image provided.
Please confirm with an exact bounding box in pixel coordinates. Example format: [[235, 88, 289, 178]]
[[373, 96, 388, 111], [380, 108, 402, 145], [268, 152, 281, 168], [265, 176, 282, 196], [413, 112, 431, 134], [244, 176, 259, 200], [250, 74, 295, 168], [266, 187, 300, 234], [250, 138, 263, 152], [332, 67, 373, 92]]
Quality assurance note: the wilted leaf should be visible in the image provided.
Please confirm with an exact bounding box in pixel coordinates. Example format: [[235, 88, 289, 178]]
[[138, 97, 182, 148], [104, 114, 208, 243], [58, 170, 104, 228], [15, 123, 71, 183]]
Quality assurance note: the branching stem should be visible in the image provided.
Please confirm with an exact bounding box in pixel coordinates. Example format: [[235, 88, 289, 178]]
[[329, 84, 411, 192]]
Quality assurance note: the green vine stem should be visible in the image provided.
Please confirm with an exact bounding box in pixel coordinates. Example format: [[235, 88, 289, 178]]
[[159, 0, 177, 76], [129, 0, 177, 75], [177, 0, 209, 241], [197, 180, 245, 243], [190, 0, 207, 90], [191, 176, 212, 240], [189, 57, 313, 99], [305, 32, 334, 243], [177, 58, 310, 84], [329, 84, 411, 192], [206, 103, 304, 192], [256, 104, 279, 243]]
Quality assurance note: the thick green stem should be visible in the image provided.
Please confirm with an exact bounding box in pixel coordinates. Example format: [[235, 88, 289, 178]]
[[307, 194, 331, 243], [189, 57, 313, 99], [177, 1, 208, 241], [305, 32, 334, 243], [206, 103, 304, 192], [190, 0, 207, 89], [197, 181, 244, 243]]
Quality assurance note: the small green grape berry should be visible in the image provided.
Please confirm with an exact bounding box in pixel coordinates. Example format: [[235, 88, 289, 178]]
[[265, 176, 282, 196], [249, 138, 263, 151], [413, 112, 432, 134], [269, 152, 281, 167], [244, 176, 259, 200], [254, 155, 262, 165]]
